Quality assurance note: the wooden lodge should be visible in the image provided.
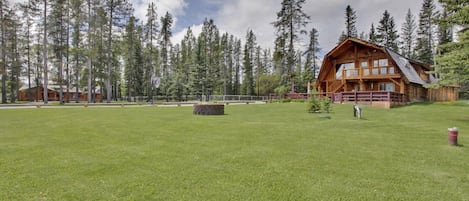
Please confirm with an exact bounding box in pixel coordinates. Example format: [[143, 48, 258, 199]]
[[19, 86, 101, 102], [316, 37, 458, 108]]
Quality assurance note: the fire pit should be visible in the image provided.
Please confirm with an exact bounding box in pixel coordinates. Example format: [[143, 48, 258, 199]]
[[193, 104, 224, 115]]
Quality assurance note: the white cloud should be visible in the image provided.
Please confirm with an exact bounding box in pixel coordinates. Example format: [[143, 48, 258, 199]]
[[171, 24, 203, 45], [131, 0, 187, 25], [215, 0, 280, 49]]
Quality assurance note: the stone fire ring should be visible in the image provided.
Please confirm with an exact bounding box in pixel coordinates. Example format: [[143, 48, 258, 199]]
[[193, 104, 224, 115]]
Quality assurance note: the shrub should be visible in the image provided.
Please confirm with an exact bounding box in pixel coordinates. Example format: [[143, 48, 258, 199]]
[[321, 97, 332, 113], [308, 94, 321, 113]]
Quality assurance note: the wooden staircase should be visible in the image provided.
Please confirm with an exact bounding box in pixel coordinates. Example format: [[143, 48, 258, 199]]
[[328, 81, 344, 93]]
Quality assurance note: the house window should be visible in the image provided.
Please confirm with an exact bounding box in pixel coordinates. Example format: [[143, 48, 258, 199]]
[[336, 63, 355, 80], [373, 59, 388, 67], [374, 59, 389, 75], [361, 61, 369, 76], [379, 83, 394, 92]]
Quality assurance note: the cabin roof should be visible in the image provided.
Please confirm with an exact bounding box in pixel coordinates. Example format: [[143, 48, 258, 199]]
[[385, 48, 426, 85], [319, 37, 433, 85]]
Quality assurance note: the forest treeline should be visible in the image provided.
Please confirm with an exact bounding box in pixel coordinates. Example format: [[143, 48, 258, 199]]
[[0, 0, 467, 103]]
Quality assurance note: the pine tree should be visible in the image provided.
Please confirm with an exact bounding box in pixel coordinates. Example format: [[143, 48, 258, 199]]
[[338, 5, 357, 42], [304, 28, 320, 84], [272, 0, 310, 85], [50, 0, 68, 103], [181, 27, 195, 99], [200, 18, 220, 99], [434, 0, 469, 90], [123, 16, 144, 98], [415, 0, 436, 64], [159, 12, 173, 100], [0, 0, 9, 103], [69, 0, 84, 102], [242, 29, 256, 95], [143, 2, 158, 101], [19, 0, 40, 92], [104, 0, 132, 103], [369, 23, 378, 43], [192, 32, 207, 100], [5, 7, 22, 102], [437, 8, 452, 46], [43, 0, 49, 104], [376, 10, 399, 51], [233, 38, 241, 95], [401, 9, 417, 58]]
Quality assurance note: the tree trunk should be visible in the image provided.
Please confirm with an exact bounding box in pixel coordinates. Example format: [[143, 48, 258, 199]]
[[1, 0, 7, 104], [87, 0, 92, 103], [66, 0, 70, 103], [43, 0, 49, 104], [106, 0, 113, 103]]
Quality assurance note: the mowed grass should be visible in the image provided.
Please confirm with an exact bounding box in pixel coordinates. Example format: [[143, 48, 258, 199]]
[[0, 102, 468, 200]]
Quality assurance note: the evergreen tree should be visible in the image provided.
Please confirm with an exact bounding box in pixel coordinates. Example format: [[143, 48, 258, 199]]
[[338, 31, 347, 44], [43, 0, 49, 104], [233, 38, 241, 95], [303, 28, 320, 84], [415, 0, 436, 64], [5, 7, 22, 102], [159, 12, 173, 100], [123, 16, 143, 98], [181, 27, 195, 99], [401, 9, 417, 58], [376, 10, 399, 51], [191, 32, 207, 100], [104, 0, 132, 103], [70, 0, 84, 102], [242, 29, 256, 95], [0, 0, 9, 103], [200, 18, 220, 98], [170, 44, 184, 101], [143, 2, 158, 101], [434, 0, 469, 90], [369, 23, 378, 43], [272, 0, 310, 85], [338, 5, 357, 42], [437, 8, 452, 46], [50, 0, 68, 103], [19, 0, 40, 91]]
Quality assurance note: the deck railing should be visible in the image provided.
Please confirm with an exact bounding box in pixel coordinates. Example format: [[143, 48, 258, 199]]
[[343, 66, 397, 79], [270, 91, 406, 104], [332, 91, 406, 103]]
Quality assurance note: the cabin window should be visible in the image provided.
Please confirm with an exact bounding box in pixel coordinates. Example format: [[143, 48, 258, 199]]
[[336, 63, 355, 80], [373, 59, 388, 67], [361, 61, 370, 76], [379, 83, 394, 92], [374, 59, 389, 75]]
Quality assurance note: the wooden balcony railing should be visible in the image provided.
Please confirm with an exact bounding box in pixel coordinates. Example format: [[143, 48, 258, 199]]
[[342, 66, 397, 80], [332, 91, 406, 104]]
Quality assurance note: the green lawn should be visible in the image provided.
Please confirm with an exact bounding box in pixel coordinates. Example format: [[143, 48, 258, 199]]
[[1, 102, 468, 200]]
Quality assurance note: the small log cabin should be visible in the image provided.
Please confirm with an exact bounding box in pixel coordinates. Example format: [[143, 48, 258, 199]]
[[19, 86, 102, 102], [316, 37, 458, 108]]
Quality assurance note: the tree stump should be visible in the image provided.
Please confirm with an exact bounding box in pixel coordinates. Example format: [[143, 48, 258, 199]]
[[193, 104, 224, 115]]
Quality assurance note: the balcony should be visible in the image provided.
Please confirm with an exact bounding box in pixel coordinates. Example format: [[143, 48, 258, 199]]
[[342, 66, 399, 80]]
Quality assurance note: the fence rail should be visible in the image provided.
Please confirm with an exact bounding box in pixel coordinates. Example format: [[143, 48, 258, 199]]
[[270, 91, 407, 104]]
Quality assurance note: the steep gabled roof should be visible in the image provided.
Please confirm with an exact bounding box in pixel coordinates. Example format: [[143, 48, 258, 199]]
[[385, 48, 426, 85], [318, 37, 432, 85]]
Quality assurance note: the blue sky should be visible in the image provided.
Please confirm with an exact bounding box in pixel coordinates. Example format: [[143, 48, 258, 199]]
[[130, 0, 427, 55]]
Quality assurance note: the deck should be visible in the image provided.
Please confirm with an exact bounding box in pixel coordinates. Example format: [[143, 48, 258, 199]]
[[271, 91, 407, 108]]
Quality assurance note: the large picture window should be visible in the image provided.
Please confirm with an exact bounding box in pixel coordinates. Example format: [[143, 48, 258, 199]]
[[336, 63, 355, 80]]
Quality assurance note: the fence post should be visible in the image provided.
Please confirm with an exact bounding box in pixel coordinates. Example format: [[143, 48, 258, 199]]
[[370, 91, 373, 104], [354, 91, 357, 104]]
